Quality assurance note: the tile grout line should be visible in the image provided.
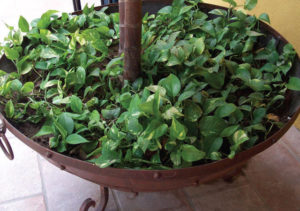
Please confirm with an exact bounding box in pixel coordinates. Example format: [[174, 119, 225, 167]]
[[0, 193, 43, 206], [280, 141, 300, 163], [243, 170, 273, 211], [110, 189, 121, 211], [37, 155, 49, 211], [181, 189, 196, 211]]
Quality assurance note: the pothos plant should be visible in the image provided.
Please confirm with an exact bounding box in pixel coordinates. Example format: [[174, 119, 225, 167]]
[[0, 0, 299, 169]]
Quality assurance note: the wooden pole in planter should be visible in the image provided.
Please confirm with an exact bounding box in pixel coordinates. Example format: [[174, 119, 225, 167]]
[[118, 0, 125, 54], [119, 0, 142, 81]]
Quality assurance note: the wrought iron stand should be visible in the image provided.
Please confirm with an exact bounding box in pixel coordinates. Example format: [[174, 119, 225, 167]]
[[80, 186, 109, 211]]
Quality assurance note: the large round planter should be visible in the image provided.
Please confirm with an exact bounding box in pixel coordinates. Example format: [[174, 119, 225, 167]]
[[0, 0, 299, 195]]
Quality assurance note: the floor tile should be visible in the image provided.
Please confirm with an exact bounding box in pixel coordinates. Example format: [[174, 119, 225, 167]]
[[113, 189, 193, 211], [38, 156, 118, 211], [0, 195, 46, 211], [281, 126, 300, 158], [184, 174, 248, 198], [188, 184, 268, 211], [0, 134, 42, 203], [244, 143, 300, 211]]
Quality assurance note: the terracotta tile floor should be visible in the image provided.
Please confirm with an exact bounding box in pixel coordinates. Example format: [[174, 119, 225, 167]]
[[1, 1, 300, 211], [1, 127, 300, 211]]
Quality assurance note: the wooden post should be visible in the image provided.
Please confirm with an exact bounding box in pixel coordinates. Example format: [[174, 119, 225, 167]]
[[120, 0, 142, 81], [119, 0, 125, 54]]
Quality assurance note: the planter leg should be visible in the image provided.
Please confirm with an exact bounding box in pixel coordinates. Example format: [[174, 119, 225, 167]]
[[223, 163, 247, 183], [79, 186, 109, 211]]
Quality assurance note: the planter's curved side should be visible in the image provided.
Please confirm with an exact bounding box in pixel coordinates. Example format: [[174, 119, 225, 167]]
[[1, 106, 299, 192], [0, 1, 300, 193]]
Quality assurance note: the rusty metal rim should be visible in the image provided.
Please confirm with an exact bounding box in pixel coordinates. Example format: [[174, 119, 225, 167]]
[[0, 1, 300, 192]]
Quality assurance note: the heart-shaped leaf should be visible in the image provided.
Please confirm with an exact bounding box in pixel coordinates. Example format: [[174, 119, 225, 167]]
[[159, 74, 181, 97], [181, 144, 205, 162], [70, 95, 83, 113], [170, 117, 186, 140], [286, 77, 300, 91], [58, 113, 74, 135]]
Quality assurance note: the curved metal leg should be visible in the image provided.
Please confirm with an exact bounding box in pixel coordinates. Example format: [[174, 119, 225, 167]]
[[97, 186, 109, 211], [0, 118, 14, 160], [79, 186, 109, 211], [223, 163, 247, 183], [80, 198, 96, 211]]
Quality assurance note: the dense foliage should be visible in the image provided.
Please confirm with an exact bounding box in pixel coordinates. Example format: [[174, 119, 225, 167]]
[[0, 0, 300, 169]]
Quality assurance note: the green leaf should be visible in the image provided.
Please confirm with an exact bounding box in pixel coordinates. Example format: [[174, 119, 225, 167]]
[[127, 118, 143, 135], [5, 100, 14, 118], [53, 121, 68, 140], [170, 117, 186, 140], [184, 102, 203, 122], [178, 90, 195, 102], [40, 47, 59, 59], [170, 150, 181, 166], [220, 125, 239, 137], [92, 147, 121, 168], [142, 119, 168, 140], [244, 0, 257, 10], [203, 136, 223, 155], [235, 68, 251, 81], [209, 9, 227, 16], [181, 144, 205, 162], [119, 92, 131, 109], [90, 110, 100, 122], [21, 82, 34, 94], [259, 13, 270, 24], [222, 0, 237, 7], [146, 85, 166, 96], [229, 129, 249, 158], [37, 10, 58, 29], [252, 108, 266, 124], [108, 125, 125, 142], [158, 6, 172, 14], [58, 113, 74, 135], [70, 95, 83, 113], [18, 61, 33, 75], [10, 79, 22, 92], [49, 136, 59, 148], [139, 100, 154, 115], [153, 124, 168, 139], [66, 134, 89, 145], [233, 130, 249, 144], [246, 31, 264, 37], [159, 74, 181, 97], [76, 66, 86, 85], [199, 116, 227, 137], [202, 69, 225, 89], [248, 79, 265, 91], [34, 121, 53, 137], [4, 47, 19, 60], [215, 103, 237, 118], [194, 37, 205, 55], [101, 107, 120, 120], [286, 77, 300, 91], [162, 107, 183, 120], [137, 137, 149, 153], [201, 22, 215, 37], [153, 91, 161, 116], [18, 16, 29, 32]]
